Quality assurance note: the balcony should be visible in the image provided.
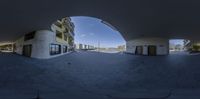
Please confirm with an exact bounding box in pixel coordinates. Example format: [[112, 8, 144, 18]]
[[54, 21, 63, 28], [63, 31, 74, 37], [52, 24, 65, 33], [56, 37, 68, 44]]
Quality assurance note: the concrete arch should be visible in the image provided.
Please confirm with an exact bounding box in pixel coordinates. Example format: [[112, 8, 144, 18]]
[[1, 0, 200, 45], [2, 0, 200, 57]]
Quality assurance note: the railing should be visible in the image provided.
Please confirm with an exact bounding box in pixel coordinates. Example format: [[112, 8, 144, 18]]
[[54, 21, 63, 28], [53, 24, 65, 33]]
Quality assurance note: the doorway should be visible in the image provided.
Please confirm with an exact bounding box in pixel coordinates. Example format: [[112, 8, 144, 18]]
[[23, 45, 32, 57], [148, 45, 157, 56], [135, 46, 143, 55]]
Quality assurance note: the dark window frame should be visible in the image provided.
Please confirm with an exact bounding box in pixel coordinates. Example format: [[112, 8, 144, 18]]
[[63, 45, 68, 53], [56, 30, 63, 39], [50, 44, 61, 55]]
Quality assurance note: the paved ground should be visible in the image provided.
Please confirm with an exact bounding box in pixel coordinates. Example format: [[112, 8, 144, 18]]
[[0, 51, 200, 99]]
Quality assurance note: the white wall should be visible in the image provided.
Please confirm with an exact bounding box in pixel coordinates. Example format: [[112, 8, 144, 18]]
[[126, 37, 169, 55], [15, 30, 72, 59], [15, 37, 24, 55], [31, 30, 55, 59]]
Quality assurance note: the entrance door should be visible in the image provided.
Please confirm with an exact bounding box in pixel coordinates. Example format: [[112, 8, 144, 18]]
[[23, 45, 32, 57], [148, 45, 157, 56], [135, 46, 143, 55]]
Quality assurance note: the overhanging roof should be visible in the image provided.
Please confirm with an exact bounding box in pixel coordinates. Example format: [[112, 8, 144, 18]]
[[1, 0, 200, 41]]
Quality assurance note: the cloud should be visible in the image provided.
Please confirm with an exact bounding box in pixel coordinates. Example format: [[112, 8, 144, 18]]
[[79, 33, 95, 38], [80, 34, 86, 37], [89, 33, 94, 36], [88, 24, 95, 27]]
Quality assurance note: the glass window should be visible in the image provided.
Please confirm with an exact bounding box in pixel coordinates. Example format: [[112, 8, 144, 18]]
[[56, 31, 63, 39], [63, 46, 68, 53], [50, 44, 61, 55], [64, 34, 68, 41]]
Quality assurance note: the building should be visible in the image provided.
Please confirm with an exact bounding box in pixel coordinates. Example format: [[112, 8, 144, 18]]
[[14, 17, 75, 59], [88, 45, 95, 50], [117, 45, 126, 52], [75, 43, 95, 50], [126, 38, 169, 56], [51, 17, 75, 51]]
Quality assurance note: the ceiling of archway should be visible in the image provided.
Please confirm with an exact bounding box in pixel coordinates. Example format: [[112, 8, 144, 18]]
[[0, 0, 200, 41]]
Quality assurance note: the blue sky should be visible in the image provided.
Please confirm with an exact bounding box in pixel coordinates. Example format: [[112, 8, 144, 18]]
[[71, 16, 126, 48], [169, 39, 184, 45]]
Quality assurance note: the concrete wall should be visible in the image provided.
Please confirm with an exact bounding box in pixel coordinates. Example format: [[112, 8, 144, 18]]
[[14, 30, 72, 59], [126, 37, 169, 55], [31, 30, 55, 59], [15, 37, 24, 55]]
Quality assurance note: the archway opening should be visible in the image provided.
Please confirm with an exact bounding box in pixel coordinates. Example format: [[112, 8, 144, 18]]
[[169, 39, 189, 54], [70, 16, 126, 53], [0, 42, 13, 53]]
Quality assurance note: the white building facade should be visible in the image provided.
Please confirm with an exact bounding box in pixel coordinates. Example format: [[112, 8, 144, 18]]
[[126, 38, 169, 55], [75, 43, 95, 50], [13, 17, 75, 59], [14, 30, 74, 59]]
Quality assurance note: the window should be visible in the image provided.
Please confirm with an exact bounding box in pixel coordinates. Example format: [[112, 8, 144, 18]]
[[56, 31, 63, 39], [64, 34, 68, 41], [50, 44, 61, 55], [63, 45, 68, 53], [24, 31, 35, 41]]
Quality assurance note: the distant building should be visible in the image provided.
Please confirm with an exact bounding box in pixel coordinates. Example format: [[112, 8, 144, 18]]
[[75, 44, 83, 49], [117, 45, 126, 52], [75, 43, 95, 50]]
